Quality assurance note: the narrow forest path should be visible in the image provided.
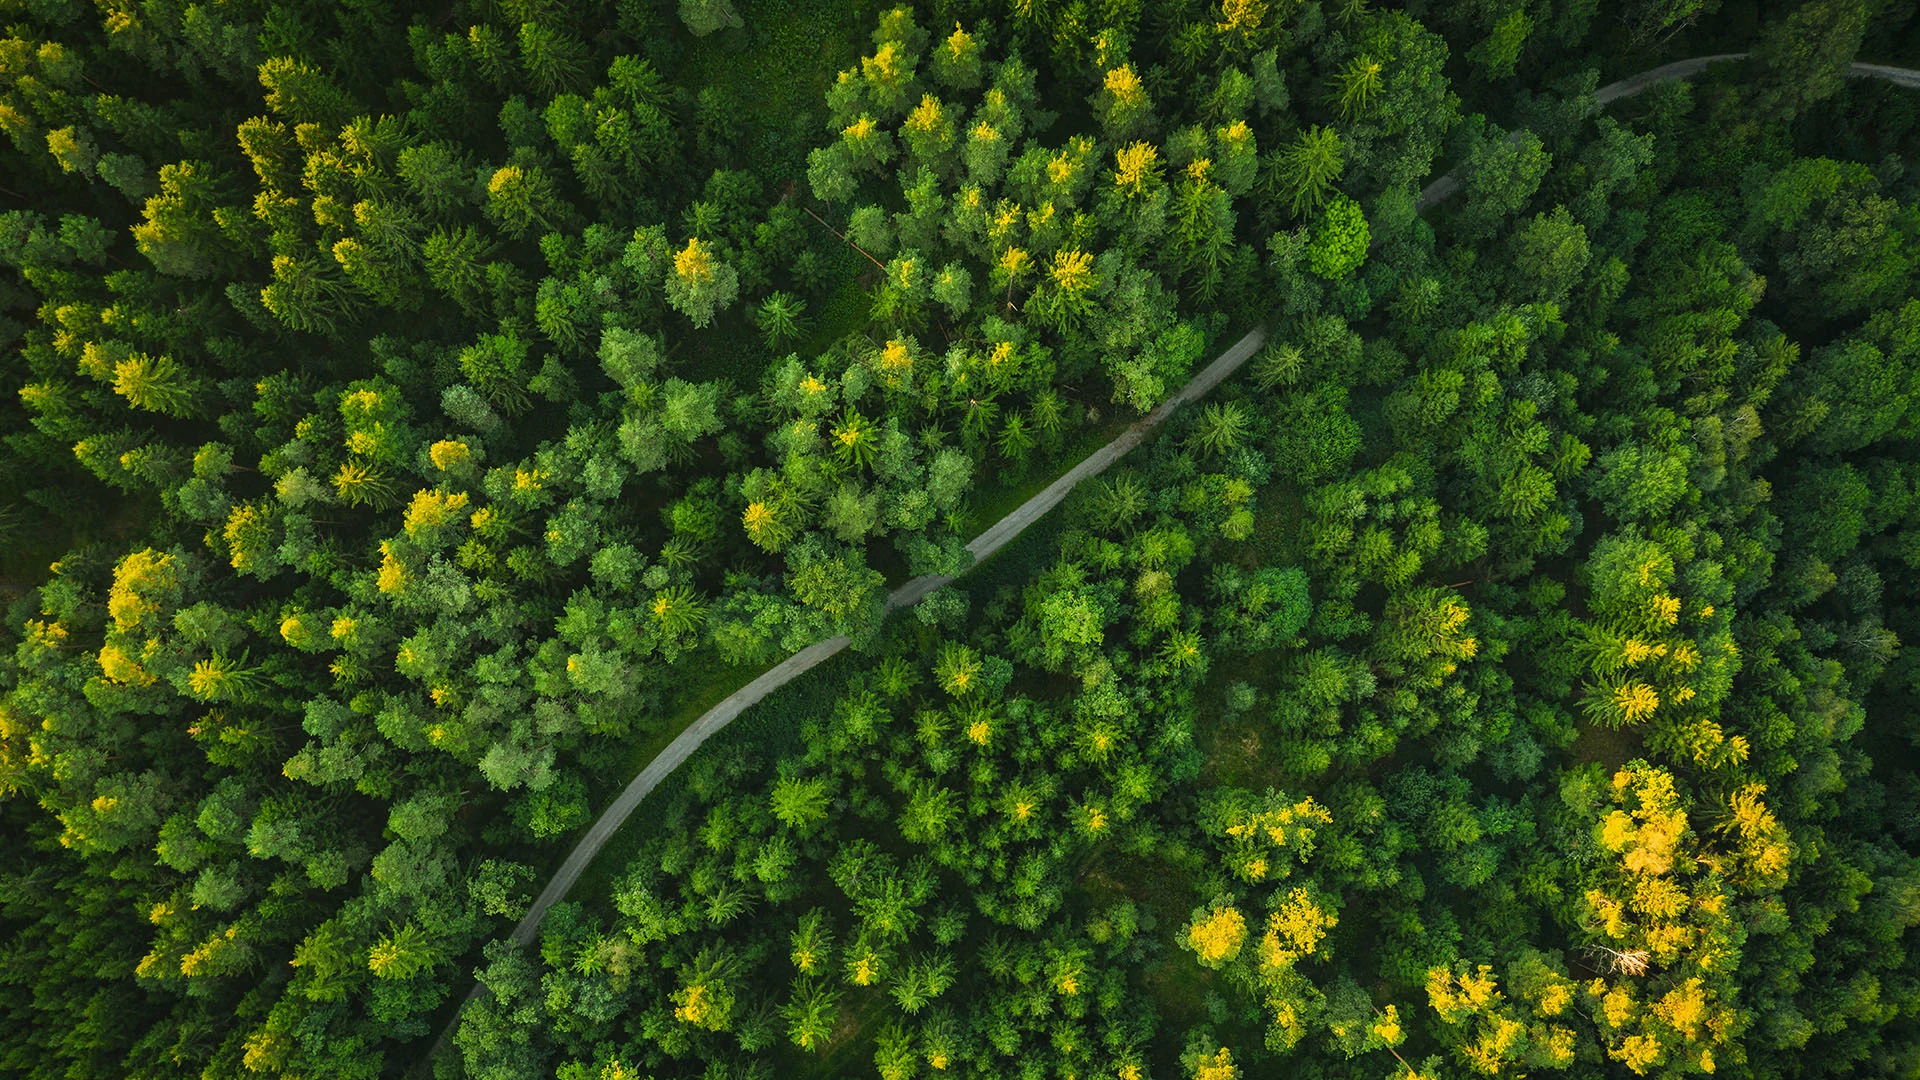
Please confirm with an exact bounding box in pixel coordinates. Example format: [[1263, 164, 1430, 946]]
[[425, 52, 1920, 1068]]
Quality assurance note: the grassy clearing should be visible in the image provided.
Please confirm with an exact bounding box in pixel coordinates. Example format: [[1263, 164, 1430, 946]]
[[1568, 717, 1643, 772]]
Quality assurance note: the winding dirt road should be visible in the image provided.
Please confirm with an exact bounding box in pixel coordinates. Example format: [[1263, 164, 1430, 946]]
[[426, 50, 1920, 1066], [505, 326, 1270, 953], [423, 326, 1269, 1061]]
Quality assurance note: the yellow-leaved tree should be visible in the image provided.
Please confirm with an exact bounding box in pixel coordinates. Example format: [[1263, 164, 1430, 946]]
[[1423, 950, 1580, 1076], [1575, 535, 1741, 770], [1570, 760, 1775, 1077], [1181, 787, 1341, 1050]]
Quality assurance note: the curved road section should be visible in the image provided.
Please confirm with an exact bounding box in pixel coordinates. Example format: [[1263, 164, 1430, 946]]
[[509, 326, 1270, 952], [424, 326, 1269, 1061], [429, 52, 1920, 1065]]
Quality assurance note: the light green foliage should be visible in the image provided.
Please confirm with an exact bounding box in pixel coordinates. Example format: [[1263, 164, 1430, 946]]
[[1505, 205, 1589, 304], [1467, 10, 1533, 79], [1307, 196, 1369, 279], [1591, 442, 1693, 522], [1111, 320, 1205, 413]]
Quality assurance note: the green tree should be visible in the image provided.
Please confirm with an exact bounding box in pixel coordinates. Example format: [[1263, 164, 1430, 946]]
[[783, 978, 839, 1051], [1307, 195, 1369, 279], [258, 56, 356, 127], [1590, 442, 1692, 522], [1505, 206, 1589, 304], [131, 161, 238, 279], [1746, 0, 1870, 125], [1332, 54, 1383, 121], [665, 236, 740, 328], [1191, 402, 1250, 456], [518, 23, 588, 96], [485, 164, 563, 238], [111, 353, 203, 417], [1783, 302, 1920, 454], [1621, 0, 1718, 45], [1453, 129, 1549, 241], [1275, 125, 1345, 218], [755, 291, 806, 347], [771, 775, 834, 835], [1467, 9, 1533, 78]]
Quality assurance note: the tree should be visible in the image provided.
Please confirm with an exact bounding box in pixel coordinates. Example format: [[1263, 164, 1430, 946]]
[[755, 291, 806, 347], [400, 142, 475, 217], [1093, 64, 1155, 142], [1570, 118, 1655, 230], [518, 23, 588, 96], [1568, 762, 1756, 1077], [928, 24, 981, 89], [1467, 10, 1533, 79], [665, 236, 740, 328], [1505, 206, 1589, 304], [1621, 0, 1719, 46], [787, 538, 886, 642], [1332, 54, 1384, 121], [934, 642, 983, 697], [783, 979, 839, 1051], [112, 353, 204, 416], [1590, 442, 1691, 522], [130, 161, 240, 279], [1183, 903, 1248, 968], [1743, 159, 1914, 321], [771, 775, 834, 835], [1424, 959, 1577, 1075], [368, 922, 438, 980], [1782, 301, 1920, 454], [1110, 319, 1205, 413], [257, 57, 356, 127], [1275, 126, 1344, 218], [1307, 196, 1369, 279], [1191, 402, 1250, 456], [807, 145, 857, 204], [485, 164, 563, 238], [1453, 129, 1548, 241], [1746, 0, 1870, 125], [1269, 384, 1362, 485]]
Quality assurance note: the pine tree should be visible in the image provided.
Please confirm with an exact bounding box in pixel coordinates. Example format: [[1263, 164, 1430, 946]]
[[664, 236, 739, 328], [1274, 125, 1344, 218]]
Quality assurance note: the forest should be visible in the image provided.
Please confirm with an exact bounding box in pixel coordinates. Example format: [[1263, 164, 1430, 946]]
[[1, 0, 1918, 1078]]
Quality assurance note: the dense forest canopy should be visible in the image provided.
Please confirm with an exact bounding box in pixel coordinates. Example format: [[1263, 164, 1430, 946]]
[[1, 1, 1919, 1079]]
